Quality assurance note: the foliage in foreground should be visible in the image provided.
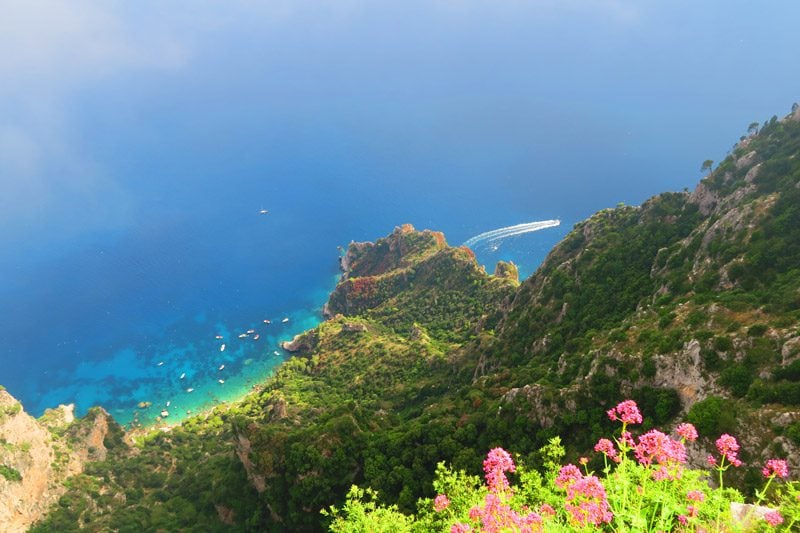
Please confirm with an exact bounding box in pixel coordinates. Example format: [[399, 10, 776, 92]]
[[325, 400, 800, 532]]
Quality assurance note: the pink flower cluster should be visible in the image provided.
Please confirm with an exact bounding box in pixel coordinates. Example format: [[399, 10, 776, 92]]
[[466, 493, 542, 533], [594, 438, 618, 459], [686, 490, 705, 503], [634, 429, 687, 468], [483, 447, 516, 493], [714, 434, 743, 467], [762, 459, 789, 479], [555, 465, 613, 527], [607, 400, 643, 425], [434, 494, 451, 512], [675, 422, 698, 442], [764, 510, 784, 527]]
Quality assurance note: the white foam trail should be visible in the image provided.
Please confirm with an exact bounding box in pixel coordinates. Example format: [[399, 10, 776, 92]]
[[463, 219, 560, 248]]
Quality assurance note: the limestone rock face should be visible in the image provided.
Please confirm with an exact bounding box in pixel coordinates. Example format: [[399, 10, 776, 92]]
[[0, 391, 117, 532]]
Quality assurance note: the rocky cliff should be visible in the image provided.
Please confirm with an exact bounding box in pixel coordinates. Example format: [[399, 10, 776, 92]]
[[0, 390, 121, 532]]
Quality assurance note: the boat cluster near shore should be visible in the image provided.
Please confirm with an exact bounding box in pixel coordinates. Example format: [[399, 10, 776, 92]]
[[130, 315, 293, 427]]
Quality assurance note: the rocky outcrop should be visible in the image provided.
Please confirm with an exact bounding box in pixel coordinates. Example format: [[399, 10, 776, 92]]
[[493, 260, 519, 283], [0, 391, 117, 532], [280, 330, 319, 354], [325, 224, 451, 318]]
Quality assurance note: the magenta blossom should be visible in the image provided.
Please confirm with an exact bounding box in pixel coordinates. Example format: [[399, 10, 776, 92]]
[[634, 429, 687, 467], [451, 523, 472, 533], [762, 459, 789, 479], [594, 438, 617, 458], [607, 400, 643, 425], [555, 464, 583, 489], [434, 494, 451, 512], [483, 447, 516, 493], [564, 475, 613, 527], [764, 510, 784, 527], [715, 434, 743, 467], [675, 423, 698, 442], [687, 490, 705, 502]]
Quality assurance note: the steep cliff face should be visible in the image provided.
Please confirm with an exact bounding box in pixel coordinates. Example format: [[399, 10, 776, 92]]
[[480, 106, 800, 476], [0, 390, 120, 532]]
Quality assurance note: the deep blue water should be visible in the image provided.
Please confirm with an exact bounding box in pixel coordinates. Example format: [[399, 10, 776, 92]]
[[1, 2, 799, 426]]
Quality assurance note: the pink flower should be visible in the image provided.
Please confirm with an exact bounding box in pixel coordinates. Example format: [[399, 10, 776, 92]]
[[707, 455, 717, 466], [555, 464, 583, 488], [715, 434, 743, 467], [451, 523, 472, 533], [434, 494, 450, 512], [607, 400, 643, 425], [676, 423, 698, 442], [594, 438, 617, 458], [469, 506, 482, 521], [634, 429, 687, 467], [677, 515, 688, 525], [483, 447, 516, 493], [539, 503, 556, 516], [563, 475, 613, 527], [468, 492, 542, 532], [687, 490, 705, 502], [687, 504, 699, 518], [762, 459, 789, 479], [620, 431, 635, 448], [764, 510, 784, 527]]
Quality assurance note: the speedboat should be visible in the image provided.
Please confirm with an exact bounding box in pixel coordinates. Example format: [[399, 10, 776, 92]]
[[220, 344, 226, 352], [259, 209, 269, 215], [281, 317, 289, 323], [218, 364, 225, 371], [180, 373, 186, 379], [238, 333, 248, 338], [218, 379, 225, 384], [246, 329, 255, 334], [186, 388, 194, 393], [253, 334, 260, 340]]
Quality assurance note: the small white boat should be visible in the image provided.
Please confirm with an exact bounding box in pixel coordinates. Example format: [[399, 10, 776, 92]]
[[238, 333, 248, 338], [166, 401, 171, 407], [253, 334, 260, 340], [218, 364, 225, 371], [247, 329, 256, 334], [180, 373, 186, 380], [281, 317, 289, 323], [186, 388, 194, 393], [220, 344, 226, 352], [157, 361, 165, 366], [273, 351, 280, 356], [259, 209, 269, 215], [263, 319, 271, 324], [218, 379, 225, 384], [161, 410, 169, 418], [215, 335, 223, 340]]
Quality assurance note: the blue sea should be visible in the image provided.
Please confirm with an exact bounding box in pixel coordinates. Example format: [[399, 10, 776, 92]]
[[1, 2, 799, 427]]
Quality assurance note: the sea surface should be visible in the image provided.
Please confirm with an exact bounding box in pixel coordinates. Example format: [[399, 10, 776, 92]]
[[1, 201, 568, 428]]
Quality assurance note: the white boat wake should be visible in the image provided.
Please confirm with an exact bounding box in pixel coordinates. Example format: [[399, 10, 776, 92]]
[[463, 219, 561, 249]]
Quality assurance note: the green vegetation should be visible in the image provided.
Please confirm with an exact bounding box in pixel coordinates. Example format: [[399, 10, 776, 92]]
[[0, 464, 22, 482]]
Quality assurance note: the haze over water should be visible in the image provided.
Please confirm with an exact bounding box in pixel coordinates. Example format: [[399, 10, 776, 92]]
[[1, 1, 799, 425]]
